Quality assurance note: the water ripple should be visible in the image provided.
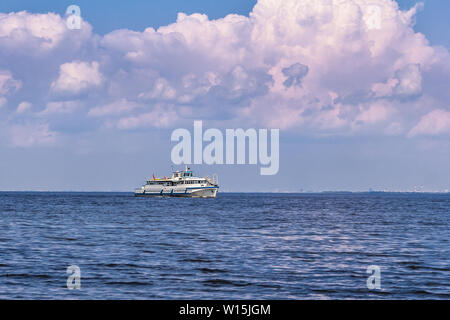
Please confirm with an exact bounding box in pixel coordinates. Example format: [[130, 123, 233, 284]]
[[0, 192, 449, 299]]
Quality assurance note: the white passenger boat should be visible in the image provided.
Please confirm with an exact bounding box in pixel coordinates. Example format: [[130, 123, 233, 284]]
[[134, 167, 219, 198]]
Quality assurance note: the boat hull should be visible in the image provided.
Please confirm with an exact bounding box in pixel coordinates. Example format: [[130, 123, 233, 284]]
[[134, 187, 218, 198]]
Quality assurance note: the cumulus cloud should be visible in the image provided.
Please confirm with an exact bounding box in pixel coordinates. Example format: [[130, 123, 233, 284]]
[[0, 0, 449, 147], [40, 100, 80, 114], [409, 109, 450, 137], [282, 63, 309, 88], [0, 11, 92, 54], [355, 103, 390, 125], [0, 11, 66, 51], [394, 64, 423, 96], [9, 123, 58, 147], [16, 101, 31, 114], [138, 78, 177, 101], [114, 105, 178, 130], [88, 99, 142, 117], [51, 61, 103, 94], [0, 97, 7, 108], [0, 70, 21, 95], [373, 64, 423, 98]]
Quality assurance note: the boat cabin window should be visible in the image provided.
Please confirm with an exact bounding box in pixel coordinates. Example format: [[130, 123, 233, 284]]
[[183, 171, 193, 177]]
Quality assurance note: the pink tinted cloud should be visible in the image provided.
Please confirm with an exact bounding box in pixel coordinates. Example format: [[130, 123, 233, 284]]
[[0, 0, 449, 148]]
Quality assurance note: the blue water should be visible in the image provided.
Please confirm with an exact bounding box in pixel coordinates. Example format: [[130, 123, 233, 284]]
[[0, 192, 449, 299]]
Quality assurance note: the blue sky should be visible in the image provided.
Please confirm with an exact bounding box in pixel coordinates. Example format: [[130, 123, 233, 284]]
[[0, 0, 450, 192]]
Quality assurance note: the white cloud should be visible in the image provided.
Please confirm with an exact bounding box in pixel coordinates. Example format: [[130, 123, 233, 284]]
[[40, 100, 80, 115], [372, 64, 423, 98], [0, 97, 7, 108], [138, 78, 177, 101], [51, 61, 103, 94], [114, 106, 178, 130], [355, 103, 390, 125], [16, 101, 31, 114], [408, 109, 450, 137], [9, 123, 58, 147], [394, 64, 423, 97], [0, 11, 93, 54], [372, 78, 399, 98], [88, 99, 141, 117], [0, 70, 21, 95], [0, 11, 66, 50], [0, 0, 449, 141]]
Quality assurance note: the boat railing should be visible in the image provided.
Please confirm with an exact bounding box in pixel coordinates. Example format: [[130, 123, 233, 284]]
[[204, 174, 219, 186]]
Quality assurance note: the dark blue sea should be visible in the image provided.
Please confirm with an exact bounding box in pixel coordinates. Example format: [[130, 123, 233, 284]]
[[0, 192, 449, 300]]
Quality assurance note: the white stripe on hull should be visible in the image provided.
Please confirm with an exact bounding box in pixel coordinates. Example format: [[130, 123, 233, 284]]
[[134, 187, 218, 198]]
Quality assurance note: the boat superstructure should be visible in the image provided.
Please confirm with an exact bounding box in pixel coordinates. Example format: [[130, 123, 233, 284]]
[[134, 167, 219, 198]]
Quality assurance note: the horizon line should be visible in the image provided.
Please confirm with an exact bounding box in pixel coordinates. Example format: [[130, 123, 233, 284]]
[[1, 190, 449, 194]]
